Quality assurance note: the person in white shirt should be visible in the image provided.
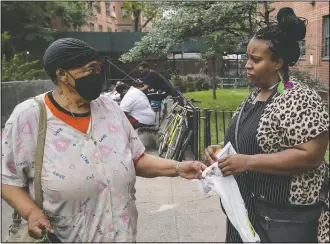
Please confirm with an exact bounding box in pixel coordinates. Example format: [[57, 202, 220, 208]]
[[116, 84, 156, 129]]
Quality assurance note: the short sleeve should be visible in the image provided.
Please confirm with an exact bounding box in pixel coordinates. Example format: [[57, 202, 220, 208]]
[[2, 102, 39, 187], [143, 72, 156, 87], [120, 95, 135, 113], [277, 85, 329, 147], [112, 100, 146, 162]]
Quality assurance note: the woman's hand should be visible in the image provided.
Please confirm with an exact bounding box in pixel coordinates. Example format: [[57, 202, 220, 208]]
[[218, 154, 250, 177], [178, 161, 207, 180], [204, 144, 223, 166], [27, 208, 53, 239]]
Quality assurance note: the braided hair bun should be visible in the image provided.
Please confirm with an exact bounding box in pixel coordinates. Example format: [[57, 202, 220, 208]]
[[277, 7, 306, 42], [254, 7, 307, 67]]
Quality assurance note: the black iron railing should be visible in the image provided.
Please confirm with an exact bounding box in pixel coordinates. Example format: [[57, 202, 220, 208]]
[[189, 109, 233, 160], [171, 90, 234, 161]]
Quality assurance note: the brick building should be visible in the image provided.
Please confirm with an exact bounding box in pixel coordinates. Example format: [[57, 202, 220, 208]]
[[81, 1, 142, 33], [52, 1, 145, 33], [271, 2, 329, 87]]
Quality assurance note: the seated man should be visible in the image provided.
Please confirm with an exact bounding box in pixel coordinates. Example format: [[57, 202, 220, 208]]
[[116, 84, 156, 129], [138, 61, 177, 97]]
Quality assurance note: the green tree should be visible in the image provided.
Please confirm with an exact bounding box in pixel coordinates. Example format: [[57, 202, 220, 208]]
[[122, 1, 160, 32], [2, 1, 94, 59], [2, 55, 48, 82], [120, 1, 276, 99], [120, 1, 275, 63], [1, 32, 48, 82]]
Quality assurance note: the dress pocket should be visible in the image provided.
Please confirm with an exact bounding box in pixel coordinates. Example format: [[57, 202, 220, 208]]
[[49, 212, 86, 242]]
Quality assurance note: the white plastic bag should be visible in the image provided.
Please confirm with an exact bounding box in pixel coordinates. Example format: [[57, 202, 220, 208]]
[[198, 142, 260, 243]]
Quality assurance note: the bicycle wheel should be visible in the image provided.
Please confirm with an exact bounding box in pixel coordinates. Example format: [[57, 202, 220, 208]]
[[176, 129, 193, 161], [158, 115, 175, 156], [159, 113, 173, 134], [172, 126, 188, 161], [158, 131, 169, 156], [165, 120, 187, 159]]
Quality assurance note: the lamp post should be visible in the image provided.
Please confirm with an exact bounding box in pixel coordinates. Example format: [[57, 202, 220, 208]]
[[26, 51, 30, 62]]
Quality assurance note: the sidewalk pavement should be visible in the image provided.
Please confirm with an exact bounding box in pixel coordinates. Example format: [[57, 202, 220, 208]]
[[135, 176, 226, 242], [1, 133, 227, 242], [1, 174, 226, 243]]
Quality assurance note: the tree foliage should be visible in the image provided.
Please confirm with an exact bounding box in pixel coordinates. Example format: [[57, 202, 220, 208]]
[[120, 1, 275, 62], [2, 1, 94, 59], [122, 1, 161, 32], [2, 53, 48, 82], [2, 32, 47, 82], [289, 69, 327, 91]]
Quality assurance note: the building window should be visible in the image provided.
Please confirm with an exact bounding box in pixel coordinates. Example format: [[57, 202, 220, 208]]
[[95, 1, 101, 14], [88, 2, 93, 9], [108, 27, 112, 32], [121, 7, 128, 18], [98, 25, 103, 32], [106, 1, 110, 17], [113, 6, 115, 13], [299, 39, 306, 59], [90, 23, 95, 32], [322, 15, 329, 58], [115, 29, 117, 32]]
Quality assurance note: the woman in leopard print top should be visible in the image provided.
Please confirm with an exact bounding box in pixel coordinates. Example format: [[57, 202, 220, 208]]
[[205, 7, 329, 243]]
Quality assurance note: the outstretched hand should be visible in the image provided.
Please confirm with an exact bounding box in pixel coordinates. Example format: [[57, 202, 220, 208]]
[[178, 161, 207, 180]]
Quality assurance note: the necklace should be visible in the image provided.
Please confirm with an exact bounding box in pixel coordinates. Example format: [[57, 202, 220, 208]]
[[53, 90, 97, 145], [268, 82, 279, 90]]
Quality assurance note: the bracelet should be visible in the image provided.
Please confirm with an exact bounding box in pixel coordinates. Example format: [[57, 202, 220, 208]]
[[175, 161, 182, 176]]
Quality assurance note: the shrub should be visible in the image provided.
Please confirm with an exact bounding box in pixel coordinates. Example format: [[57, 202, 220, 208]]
[[202, 82, 211, 90], [170, 73, 212, 92], [2, 53, 48, 82], [289, 69, 326, 91], [170, 73, 186, 93]]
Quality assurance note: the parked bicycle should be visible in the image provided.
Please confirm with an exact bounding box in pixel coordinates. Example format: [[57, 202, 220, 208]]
[[158, 98, 200, 160]]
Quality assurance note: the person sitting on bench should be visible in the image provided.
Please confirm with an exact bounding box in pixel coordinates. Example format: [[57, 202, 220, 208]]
[[116, 83, 156, 129], [138, 61, 177, 97]]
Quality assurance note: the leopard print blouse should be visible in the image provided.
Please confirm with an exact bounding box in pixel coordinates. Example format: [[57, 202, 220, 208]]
[[232, 78, 329, 243]]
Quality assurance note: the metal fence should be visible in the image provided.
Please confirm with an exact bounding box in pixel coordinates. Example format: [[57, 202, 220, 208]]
[[217, 77, 249, 89], [189, 109, 234, 160], [174, 91, 234, 161]]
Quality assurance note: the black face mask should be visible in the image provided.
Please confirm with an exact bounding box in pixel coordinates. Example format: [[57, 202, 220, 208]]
[[68, 72, 103, 101]]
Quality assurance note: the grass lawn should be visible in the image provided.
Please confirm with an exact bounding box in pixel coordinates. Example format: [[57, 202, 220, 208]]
[[184, 89, 329, 163], [185, 89, 249, 111]]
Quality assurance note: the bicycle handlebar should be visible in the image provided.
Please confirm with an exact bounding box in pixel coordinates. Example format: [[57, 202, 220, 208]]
[[189, 98, 201, 104]]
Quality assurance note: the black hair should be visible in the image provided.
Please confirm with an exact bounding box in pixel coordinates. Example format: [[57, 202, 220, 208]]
[[139, 61, 150, 69], [254, 7, 307, 80], [116, 83, 129, 93], [131, 80, 144, 88]]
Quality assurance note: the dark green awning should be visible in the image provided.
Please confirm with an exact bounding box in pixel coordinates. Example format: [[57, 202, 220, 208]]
[[55, 32, 246, 54]]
